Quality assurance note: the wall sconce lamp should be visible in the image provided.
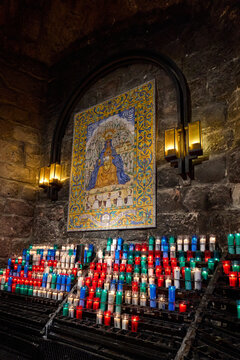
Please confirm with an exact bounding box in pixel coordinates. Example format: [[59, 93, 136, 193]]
[[164, 120, 204, 179], [39, 163, 65, 200]]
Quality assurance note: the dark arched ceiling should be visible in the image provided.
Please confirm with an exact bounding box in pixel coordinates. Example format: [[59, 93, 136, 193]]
[[0, 0, 239, 66]]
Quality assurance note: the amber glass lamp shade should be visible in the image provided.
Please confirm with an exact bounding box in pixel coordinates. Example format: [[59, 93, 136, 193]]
[[187, 121, 202, 156], [39, 167, 50, 188], [49, 163, 62, 186], [164, 128, 178, 161]]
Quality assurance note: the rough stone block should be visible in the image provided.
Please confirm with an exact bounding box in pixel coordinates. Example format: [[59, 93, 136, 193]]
[[0, 162, 30, 183], [0, 215, 33, 237], [182, 186, 208, 211], [21, 185, 37, 201], [11, 238, 32, 256], [197, 210, 240, 248], [156, 212, 199, 234], [207, 185, 231, 209], [4, 199, 34, 217], [157, 188, 183, 212], [0, 198, 5, 213], [0, 118, 14, 141], [0, 237, 12, 257], [0, 179, 20, 198], [200, 102, 227, 129], [157, 166, 180, 188], [13, 125, 40, 145], [232, 184, 240, 207], [0, 139, 24, 164], [195, 155, 226, 183], [203, 128, 233, 155], [227, 148, 240, 183]]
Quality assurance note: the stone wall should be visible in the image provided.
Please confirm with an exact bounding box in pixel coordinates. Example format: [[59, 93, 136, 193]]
[[0, 53, 47, 264], [32, 2, 240, 252]]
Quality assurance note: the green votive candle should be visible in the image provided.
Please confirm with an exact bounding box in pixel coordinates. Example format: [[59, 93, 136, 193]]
[[237, 300, 240, 319], [119, 273, 125, 282], [115, 291, 123, 314], [190, 258, 196, 269], [63, 304, 69, 316], [185, 267, 191, 281], [227, 234, 234, 246], [235, 233, 240, 246], [96, 287, 102, 299], [195, 251, 202, 262], [213, 250, 220, 262], [126, 274, 132, 284], [202, 268, 208, 280], [140, 283, 147, 293], [169, 236, 175, 244], [134, 266, 140, 274], [232, 262, 240, 273], [100, 289, 108, 311], [141, 267, 148, 274], [28, 286, 33, 296], [208, 259, 215, 271], [180, 261, 185, 268]]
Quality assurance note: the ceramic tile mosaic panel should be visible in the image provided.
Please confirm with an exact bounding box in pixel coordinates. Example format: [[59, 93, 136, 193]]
[[68, 80, 156, 231]]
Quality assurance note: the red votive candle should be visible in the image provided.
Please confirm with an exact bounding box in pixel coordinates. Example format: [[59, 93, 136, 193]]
[[96, 263, 102, 272], [163, 258, 169, 267], [131, 315, 139, 332], [92, 279, 98, 289], [37, 280, 42, 287], [135, 257, 141, 265], [12, 284, 16, 293], [86, 297, 93, 309], [181, 267, 185, 279], [158, 275, 164, 287], [126, 264, 133, 273], [148, 255, 154, 266], [229, 272, 237, 287], [120, 264, 126, 272], [132, 282, 138, 292], [85, 277, 91, 287], [164, 267, 171, 276], [76, 306, 83, 319], [53, 260, 57, 268], [179, 302, 187, 313], [100, 272, 106, 280], [187, 251, 193, 262], [155, 266, 162, 277], [97, 279, 104, 288], [90, 262, 95, 270], [171, 258, 177, 268], [72, 268, 77, 277], [93, 297, 100, 310], [141, 243, 148, 252], [104, 311, 111, 326], [135, 244, 141, 252], [89, 287, 95, 299], [204, 250, 211, 263], [93, 271, 99, 280], [223, 261, 231, 275], [113, 264, 119, 272], [102, 263, 107, 272]]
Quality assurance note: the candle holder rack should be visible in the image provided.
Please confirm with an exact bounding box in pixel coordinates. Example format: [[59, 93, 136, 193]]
[[187, 254, 240, 360]]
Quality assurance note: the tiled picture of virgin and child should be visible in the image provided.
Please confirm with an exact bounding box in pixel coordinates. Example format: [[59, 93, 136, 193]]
[[68, 80, 156, 231]]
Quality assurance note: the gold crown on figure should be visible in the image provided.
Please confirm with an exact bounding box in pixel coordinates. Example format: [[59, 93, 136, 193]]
[[103, 129, 116, 140]]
